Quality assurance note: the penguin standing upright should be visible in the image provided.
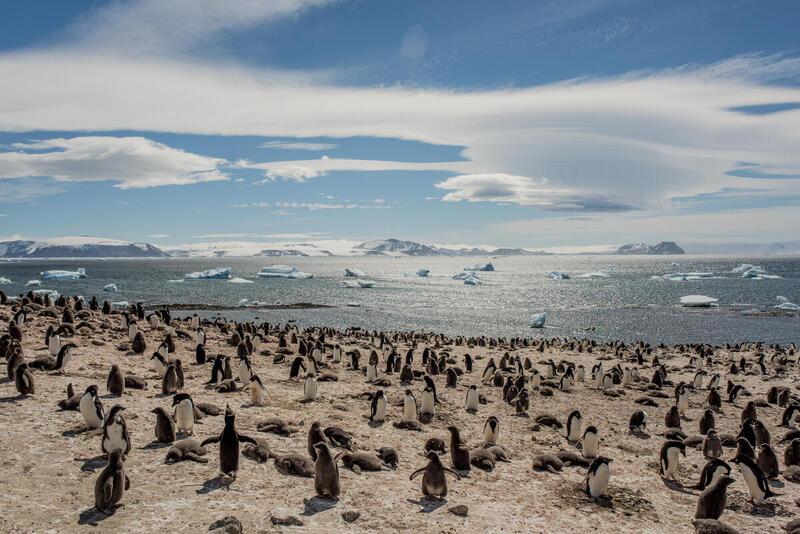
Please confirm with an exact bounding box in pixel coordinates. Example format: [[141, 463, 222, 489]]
[[420, 386, 436, 420], [694, 475, 735, 520], [483, 416, 499, 445], [403, 389, 417, 420], [409, 451, 461, 498], [54, 343, 76, 374], [162, 362, 179, 395], [304, 373, 318, 401], [731, 454, 776, 502], [151, 407, 176, 443], [465, 385, 479, 412], [248, 374, 265, 406], [172, 393, 195, 435], [107, 364, 125, 397], [48, 333, 61, 357], [659, 440, 686, 479], [676, 384, 689, 416], [582, 426, 599, 458], [94, 450, 129, 514], [14, 362, 34, 396], [370, 390, 386, 422], [696, 458, 731, 490], [201, 406, 256, 477], [101, 405, 131, 457], [584, 456, 612, 498], [567, 411, 583, 442], [238, 355, 252, 386], [366, 362, 377, 382], [151, 353, 167, 376], [127, 322, 137, 343], [80, 385, 104, 429]]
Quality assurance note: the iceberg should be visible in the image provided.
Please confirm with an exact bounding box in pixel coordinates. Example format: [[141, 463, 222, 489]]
[[167, 279, 184, 283], [546, 271, 570, 280], [184, 267, 232, 280], [259, 265, 298, 275], [606, 265, 618, 271], [26, 279, 41, 286], [732, 263, 781, 279], [463, 273, 482, 285], [110, 301, 130, 308], [464, 262, 494, 272], [404, 269, 430, 278], [258, 266, 313, 279], [344, 267, 366, 277], [0, 277, 10, 284], [229, 277, 254, 284], [530, 312, 546, 328], [343, 280, 374, 288], [103, 283, 118, 292], [238, 298, 249, 307], [33, 289, 60, 299], [659, 272, 714, 281], [41, 268, 87, 280], [452, 272, 469, 280], [776, 296, 799, 310], [679, 295, 718, 307], [577, 271, 609, 278]]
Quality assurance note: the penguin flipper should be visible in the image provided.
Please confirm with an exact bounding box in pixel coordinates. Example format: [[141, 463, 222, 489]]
[[200, 436, 220, 447], [102, 478, 114, 504], [237, 434, 257, 445], [444, 467, 462, 480], [409, 467, 425, 480], [124, 475, 130, 490]]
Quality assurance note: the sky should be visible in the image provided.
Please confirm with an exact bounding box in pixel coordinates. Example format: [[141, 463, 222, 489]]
[[1, 0, 799, 253]]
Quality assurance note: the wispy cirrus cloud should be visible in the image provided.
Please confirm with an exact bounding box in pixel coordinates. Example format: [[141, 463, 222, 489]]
[[259, 141, 338, 151]]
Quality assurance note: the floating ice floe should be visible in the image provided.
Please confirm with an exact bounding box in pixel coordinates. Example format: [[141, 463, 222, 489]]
[[732, 263, 782, 279], [546, 271, 570, 280], [167, 279, 184, 283], [229, 277, 254, 284], [41, 268, 87, 280], [238, 298, 248, 307], [343, 280, 374, 288], [463, 273, 482, 285], [184, 267, 232, 280], [577, 270, 609, 278], [0, 277, 10, 284], [103, 283, 118, 292], [32, 289, 60, 299], [26, 279, 41, 286], [344, 267, 366, 277], [404, 269, 430, 278], [775, 296, 799, 310], [656, 272, 715, 281], [530, 312, 546, 328], [258, 266, 313, 279], [679, 295, 718, 307], [464, 262, 494, 272], [110, 301, 130, 308]]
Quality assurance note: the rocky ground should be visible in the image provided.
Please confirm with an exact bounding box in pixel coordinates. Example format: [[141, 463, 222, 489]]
[[0, 299, 798, 533]]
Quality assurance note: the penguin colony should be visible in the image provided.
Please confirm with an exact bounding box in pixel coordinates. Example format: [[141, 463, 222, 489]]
[[0, 289, 799, 533]]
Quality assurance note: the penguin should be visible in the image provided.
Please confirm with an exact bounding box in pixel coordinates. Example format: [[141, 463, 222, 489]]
[[195, 344, 206, 365], [707, 387, 722, 411], [201, 406, 257, 478], [48, 332, 61, 357], [665, 406, 681, 429], [699, 410, 715, 435], [693, 370, 705, 390], [560, 374, 572, 392], [409, 451, 461, 498], [304, 373, 318, 401], [370, 390, 386, 423], [289, 357, 306, 379], [465, 385, 479, 413], [196, 327, 206, 346], [80, 385, 105, 429], [101, 405, 131, 457], [420, 387, 435, 419], [157, 341, 169, 357], [403, 389, 417, 420], [567, 411, 583, 442], [447, 426, 471, 471], [735, 437, 756, 462], [530, 369, 541, 389], [127, 322, 137, 343], [784, 438, 800, 466], [696, 458, 731, 490], [621, 367, 632, 387], [208, 355, 226, 384], [106, 364, 125, 397], [172, 393, 195, 435], [445, 368, 458, 388], [174, 359, 184, 388], [629, 410, 648, 434], [740, 401, 757, 426], [694, 475, 735, 520], [54, 343, 76, 374], [366, 362, 378, 382], [781, 405, 800, 428], [190, 314, 200, 330], [575, 365, 586, 382], [151, 407, 176, 443], [149, 313, 161, 328], [582, 426, 599, 458], [131, 332, 147, 354], [757, 443, 779, 479], [162, 362, 179, 395], [151, 352, 167, 376], [249, 374, 265, 406], [702, 430, 723, 459], [14, 362, 34, 396], [676, 384, 689, 416], [659, 440, 686, 479], [13, 309, 26, 329], [728, 384, 744, 404], [481, 360, 496, 384], [738, 419, 756, 448], [483, 416, 499, 445], [307, 421, 329, 461], [313, 442, 341, 499], [5, 346, 23, 381], [584, 456, 612, 499], [731, 454, 776, 502], [707, 373, 720, 390], [349, 351, 360, 371], [94, 450, 129, 514], [237, 355, 252, 386], [752, 420, 770, 446]]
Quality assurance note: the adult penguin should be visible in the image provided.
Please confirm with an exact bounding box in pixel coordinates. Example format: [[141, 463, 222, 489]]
[[659, 440, 686, 480], [696, 458, 731, 490], [584, 456, 612, 499], [80, 385, 105, 430], [447, 426, 471, 471], [423, 375, 438, 404], [483, 416, 499, 445], [200, 405, 256, 478], [567, 411, 583, 442], [101, 405, 131, 458], [730, 454, 776, 502], [172, 393, 195, 435], [370, 390, 386, 423]]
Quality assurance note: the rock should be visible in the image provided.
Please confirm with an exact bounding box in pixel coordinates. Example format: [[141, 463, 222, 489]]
[[270, 508, 303, 526], [91, 339, 105, 346], [117, 342, 130, 351], [341, 511, 360, 523], [448, 504, 469, 517], [784, 465, 800, 482], [691, 519, 741, 534], [208, 516, 242, 534]]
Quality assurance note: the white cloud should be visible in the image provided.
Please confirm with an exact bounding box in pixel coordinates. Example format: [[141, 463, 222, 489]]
[[0, 136, 228, 189], [259, 141, 338, 151], [245, 158, 470, 182], [232, 201, 389, 211], [146, 233, 170, 239], [264, 165, 324, 182]]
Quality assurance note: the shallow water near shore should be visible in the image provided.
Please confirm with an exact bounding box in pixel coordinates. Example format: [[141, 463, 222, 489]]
[[1, 255, 798, 345]]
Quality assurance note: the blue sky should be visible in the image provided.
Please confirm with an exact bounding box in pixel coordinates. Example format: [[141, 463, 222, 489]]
[[1, 0, 799, 252]]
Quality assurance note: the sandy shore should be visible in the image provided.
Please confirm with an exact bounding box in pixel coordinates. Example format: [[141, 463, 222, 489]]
[[0, 299, 798, 533]]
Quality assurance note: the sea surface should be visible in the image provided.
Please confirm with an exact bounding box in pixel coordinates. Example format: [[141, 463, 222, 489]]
[[1, 256, 798, 345]]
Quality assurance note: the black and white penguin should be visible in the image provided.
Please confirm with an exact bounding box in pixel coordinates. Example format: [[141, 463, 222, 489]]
[[567, 411, 583, 442], [101, 405, 131, 457], [289, 357, 306, 379], [150, 352, 167, 376], [707, 373, 720, 390], [303, 373, 318, 401], [582, 426, 599, 458], [172, 393, 195, 435], [190, 314, 200, 330], [201, 405, 257, 478], [403, 389, 417, 420], [676, 384, 689, 416], [157, 341, 169, 357], [584, 456, 612, 498], [127, 321, 138, 343], [249, 374, 265, 406], [13, 309, 26, 329], [781, 405, 800, 428], [728, 384, 744, 404], [80, 385, 105, 429], [237, 355, 252, 386], [48, 332, 61, 357], [366, 362, 378, 382], [696, 458, 731, 490], [629, 410, 648, 433], [659, 440, 686, 479], [54, 343, 76, 374], [465, 385, 479, 412], [370, 390, 386, 422], [148, 313, 161, 328], [420, 387, 435, 419], [483, 416, 499, 445], [196, 327, 206, 346], [731, 454, 776, 502]]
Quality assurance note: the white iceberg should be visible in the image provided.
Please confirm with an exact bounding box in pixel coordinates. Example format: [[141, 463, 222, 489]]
[[775, 296, 799, 310], [32, 289, 60, 299], [464, 262, 494, 272], [679, 295, 718, 307], [343, 280, 374, 288], [229, 277, 254, 284], [577, 270, 609, 278], [103, 283, 118, 292], [405, 269, 430, 278], [546, 271, 570, 280], [110, 301, 130, 308], [530, 312, 546, 328], [463, 273, 482, 285], [260, 265, 298, 274], [732, 263, 781, 279], [238, 298, 248, 307], [26, 279, 41, 286], [344, 267, 366, 277], [167, 279, 184, 283], [0, 277, 10, 284], [258, 266, 313, 279], [41, 268, 87, 280], [184, 267, 232, 280], [452, 272, 469, 280], [659, 272, 714, 281]]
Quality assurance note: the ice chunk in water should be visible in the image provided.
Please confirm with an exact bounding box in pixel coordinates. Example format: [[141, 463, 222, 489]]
[[0, 277, 10, 284], [530, 312, 546, 328], [238, 298, 248, 307], [41, 268, 87, 280], [405, 269, 430, 277], [229, 277, 254, 284], [260, 265, 298, 274], [546, 271, 570, 280], [26, 280, 41, 286], [110, 301, 130, 308], [464, 262, 494, 272], [184, 267, 231, 280], [344, 267, 366, 277], [463, 273, 482, 285], [103, 283, 118, 292], [679, 295, 718, 307], [577, 271, 609, 278]]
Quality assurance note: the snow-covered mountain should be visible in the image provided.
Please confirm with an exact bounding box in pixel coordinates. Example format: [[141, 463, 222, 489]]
[[0, 237, 168, 258], [354, 239, 549, 256], [615, 241, 685, 255]]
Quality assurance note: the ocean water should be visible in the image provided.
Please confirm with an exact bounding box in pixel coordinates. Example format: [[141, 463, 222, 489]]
[[1, 256, 798, 345]]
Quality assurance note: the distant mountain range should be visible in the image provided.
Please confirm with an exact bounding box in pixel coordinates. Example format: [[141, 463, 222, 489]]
[[353, 239, 550, 256], [615, 241, 685, 255], [0, 237, 167, 258]]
